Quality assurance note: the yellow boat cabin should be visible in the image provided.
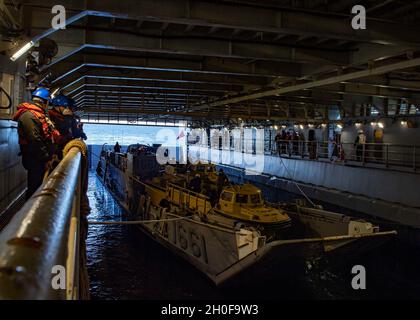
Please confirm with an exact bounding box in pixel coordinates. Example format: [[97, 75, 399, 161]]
[[215, 184, 291, 226]]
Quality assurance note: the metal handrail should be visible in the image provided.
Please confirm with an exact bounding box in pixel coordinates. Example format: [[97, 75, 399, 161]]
[[192, 137, 420, 171], [0, 141, 88, 299]]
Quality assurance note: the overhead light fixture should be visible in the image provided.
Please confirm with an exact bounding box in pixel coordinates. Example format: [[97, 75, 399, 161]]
[[371, 122, 377, 126], [10, 41, 35, 61], [337, 124, 343, 129], [355, 122, 362, 127], [274, 125, 278, 130], [299, 124, 304, 129], [378, 122, 384, 129], [321, 123, 327, 128], [51, 88, 60, 99], [401, 120, 408, 127]]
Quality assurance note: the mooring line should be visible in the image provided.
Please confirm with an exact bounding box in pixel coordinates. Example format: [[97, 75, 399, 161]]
[[88, 216, 191, 225]]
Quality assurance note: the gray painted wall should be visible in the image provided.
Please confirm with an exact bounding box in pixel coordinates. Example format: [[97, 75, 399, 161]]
[[0, 58, 27, 215], [0, 120, 26, 214]]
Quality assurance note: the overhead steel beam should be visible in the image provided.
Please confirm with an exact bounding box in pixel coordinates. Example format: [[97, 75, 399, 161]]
[[75, 96, 201, 105], [62, 75, 237, 94], [75, 95, 200, 103], [44, 53, 299, 79], [69, 85, 345, 110], [192, 56, 420, 110], [77, 101, 192, 109], [58, 70, 246, 91], [343, 78, 420, 92], [21, 1, 420, 46], [78, 106, 209, 118], [79, 106, 321, 122], [49, 58, 290, 85], [38, 30, 349, 65], [312, 83, 420, 102], [70, 89, 205, 99], [51, 63, 270, 87], [66, 84, 218, 99], [62, 74, 240, 92], [328, 0, 361, 12], [75, 93, 341, 109], [366, 0, 398, 13]]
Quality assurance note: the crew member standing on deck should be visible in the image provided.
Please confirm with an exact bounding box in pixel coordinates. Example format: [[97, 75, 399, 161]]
[[354, 130, 367, 162], [67, 98, 88, 141], [217, 168, 229, 195], [274, 131, 282, 155], [189, 174, 202, 193], [13, 87, 60, 199], [74, 121, 87, 140], [114, 142, 121, 153], [49, 94, 74, 157]]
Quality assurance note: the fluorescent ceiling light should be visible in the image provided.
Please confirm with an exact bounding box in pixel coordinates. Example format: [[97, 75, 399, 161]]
[[10, 41, 35, 61]]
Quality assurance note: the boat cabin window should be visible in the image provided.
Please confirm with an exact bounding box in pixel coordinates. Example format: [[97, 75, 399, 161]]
[[236, 194, 248, 204], [250, 193, 262, 204], [220, 191, 233, 202]]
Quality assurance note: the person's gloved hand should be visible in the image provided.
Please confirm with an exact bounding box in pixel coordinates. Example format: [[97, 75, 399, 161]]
[[51, 154, 60, 163], [45, 154, 60, 171], [45, 160, 53, 171]]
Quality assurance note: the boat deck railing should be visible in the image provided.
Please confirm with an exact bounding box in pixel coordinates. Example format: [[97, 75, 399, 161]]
[[167, 182, 211, 216], [0, 140, 89, 300]]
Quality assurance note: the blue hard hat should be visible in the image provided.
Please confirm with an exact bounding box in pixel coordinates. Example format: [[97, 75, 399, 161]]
[[67, 97, 76, 109], [32, 87, 50, 101], [51, 94, 70, 107]]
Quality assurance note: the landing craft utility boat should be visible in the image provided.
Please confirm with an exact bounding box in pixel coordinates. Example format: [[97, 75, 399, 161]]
[[96, 144, 396, 286]]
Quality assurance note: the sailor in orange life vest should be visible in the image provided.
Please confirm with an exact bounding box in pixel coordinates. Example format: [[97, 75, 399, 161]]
[[49, 94, 75, 157], [13, 87, 61, 199]]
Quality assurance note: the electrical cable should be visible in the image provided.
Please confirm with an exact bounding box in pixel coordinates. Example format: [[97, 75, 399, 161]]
[[277, 152, 317, 207], [88, 216, 192, 225], [0, 86, 12, 110]]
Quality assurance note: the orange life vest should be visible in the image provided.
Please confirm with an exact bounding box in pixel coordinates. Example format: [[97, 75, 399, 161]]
[[13, 102, 61, 145]]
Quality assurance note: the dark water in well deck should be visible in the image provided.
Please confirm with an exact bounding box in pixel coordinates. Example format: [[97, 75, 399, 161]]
[[86, 172, 420, 300]]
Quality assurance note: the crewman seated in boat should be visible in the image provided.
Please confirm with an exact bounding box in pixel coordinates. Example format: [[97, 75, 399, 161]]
[[189, 173, 202, 193]]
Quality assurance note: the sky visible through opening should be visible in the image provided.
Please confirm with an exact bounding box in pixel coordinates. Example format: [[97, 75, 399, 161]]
[[83, 124, 185, 146]]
